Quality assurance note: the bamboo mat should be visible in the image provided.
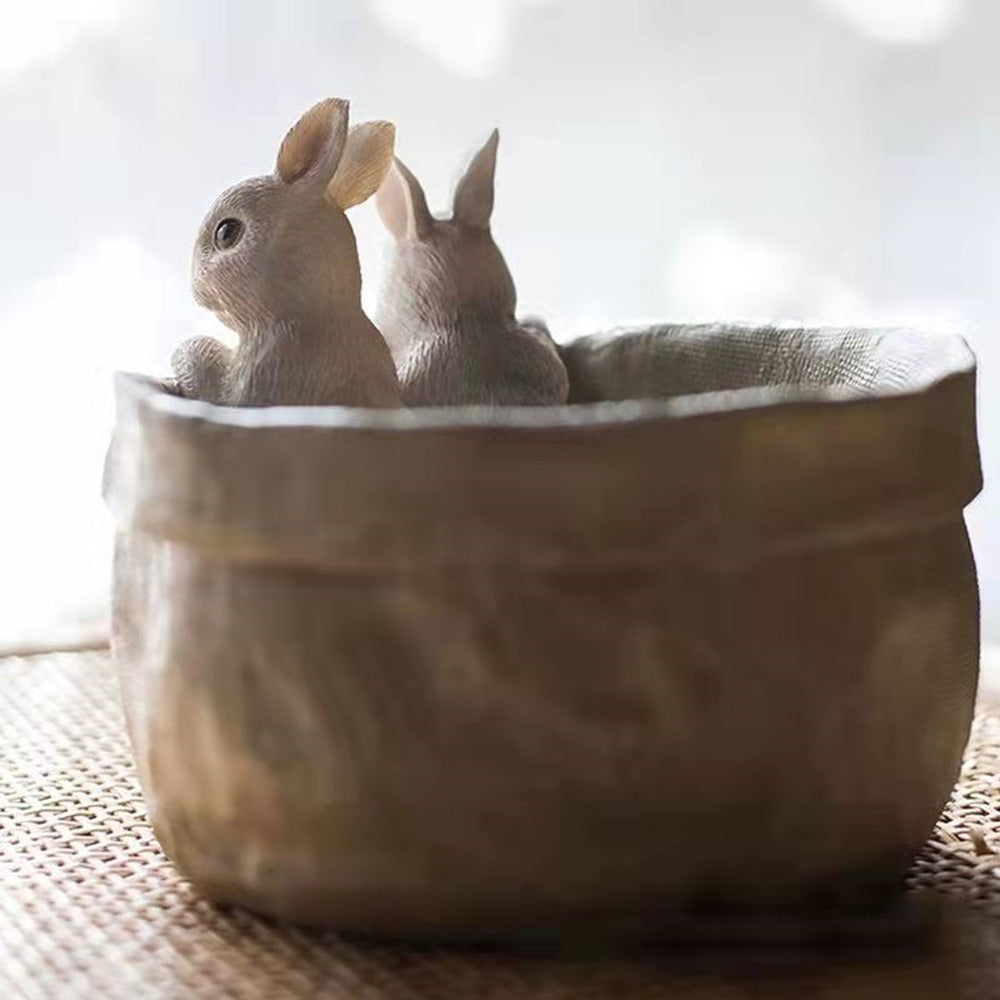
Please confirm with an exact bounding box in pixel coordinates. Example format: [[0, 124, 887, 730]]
[[2, 650, 1000, 999]]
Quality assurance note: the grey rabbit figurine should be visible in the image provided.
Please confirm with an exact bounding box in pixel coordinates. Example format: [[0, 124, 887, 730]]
[[172, 98, 402, 408], [375, 129, 568, 406]]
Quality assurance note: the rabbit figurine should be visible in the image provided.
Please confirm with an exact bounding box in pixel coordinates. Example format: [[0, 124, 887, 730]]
[[172, 98, 402, 408], [375, 129, 568, 406]]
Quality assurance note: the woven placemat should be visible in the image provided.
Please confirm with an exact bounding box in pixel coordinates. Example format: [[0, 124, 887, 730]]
[[2, 651, 1000, 999]]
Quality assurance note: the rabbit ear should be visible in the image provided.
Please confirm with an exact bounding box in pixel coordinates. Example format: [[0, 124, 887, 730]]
[[376, 157, 432, 240], [452, 128, 499, 229], [327, 121, 396, 210], [275, 98, 350, 191]]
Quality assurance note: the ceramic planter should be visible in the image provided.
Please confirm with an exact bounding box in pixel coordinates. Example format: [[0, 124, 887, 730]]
[[103, 323, 982, 938]]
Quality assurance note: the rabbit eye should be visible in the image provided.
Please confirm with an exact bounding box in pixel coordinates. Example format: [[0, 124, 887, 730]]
[[213, 218, 244, 251]]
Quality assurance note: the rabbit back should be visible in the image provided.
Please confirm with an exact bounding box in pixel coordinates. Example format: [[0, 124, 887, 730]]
[[399, 319, 568, 407]]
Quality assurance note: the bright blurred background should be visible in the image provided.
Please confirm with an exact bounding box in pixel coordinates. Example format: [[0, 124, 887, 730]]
[[1, 0, 998, 650]]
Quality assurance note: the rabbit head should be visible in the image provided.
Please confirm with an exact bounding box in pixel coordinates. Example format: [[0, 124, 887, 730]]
[[192, 98, 395, 333], [375, 129, 516, 335]]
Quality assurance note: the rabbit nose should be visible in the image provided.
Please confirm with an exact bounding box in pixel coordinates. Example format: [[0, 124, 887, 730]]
[[192, 280, 217, 311]]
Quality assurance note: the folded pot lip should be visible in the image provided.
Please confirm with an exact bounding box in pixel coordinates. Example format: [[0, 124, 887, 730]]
[[118, 324, 976, 435], [104, 324, 982, 569]]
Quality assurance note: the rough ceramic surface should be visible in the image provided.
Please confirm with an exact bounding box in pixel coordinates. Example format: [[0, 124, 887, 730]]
[[375, 130, 568, 406], [172, 98, 401, 408], [104, 323, 981, 939]]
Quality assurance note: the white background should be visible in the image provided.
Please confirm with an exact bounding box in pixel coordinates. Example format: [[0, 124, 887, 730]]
[[0, 0, 997, 646]]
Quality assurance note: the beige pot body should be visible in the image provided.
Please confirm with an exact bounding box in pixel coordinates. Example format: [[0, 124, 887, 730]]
[[104, 324, 982, 937]]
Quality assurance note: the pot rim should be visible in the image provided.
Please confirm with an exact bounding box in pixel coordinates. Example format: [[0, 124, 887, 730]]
[[117, 323, 976, 435]]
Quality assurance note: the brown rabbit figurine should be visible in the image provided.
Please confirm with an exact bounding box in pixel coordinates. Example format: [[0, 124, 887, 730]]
[[375, 129, 568, 406], [172, 98, 402, 408]]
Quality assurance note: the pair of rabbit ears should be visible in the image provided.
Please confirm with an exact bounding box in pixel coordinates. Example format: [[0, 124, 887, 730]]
[[275, 98, 396, 211], [376, 128, 500, 240]]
